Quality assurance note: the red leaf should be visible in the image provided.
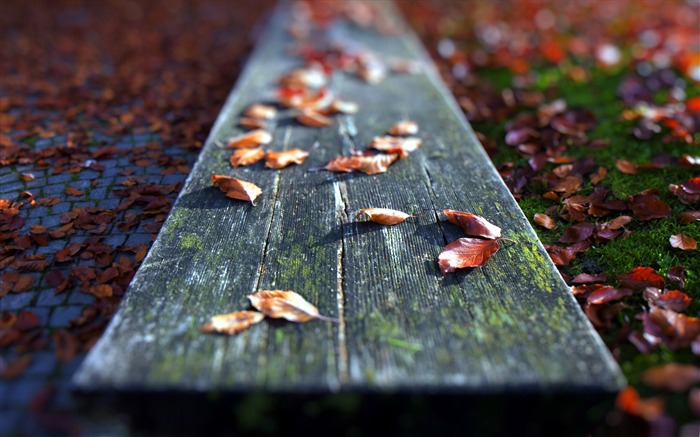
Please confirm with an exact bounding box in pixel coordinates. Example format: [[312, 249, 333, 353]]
[[438, 237, 500, 274], [628, 193, 671, 221], [559, 222, 595, 243], [652, 289, 692, 312], [669, 234, 697, 250], [667, 266, 686, 288], [617, 267, 665, 290], [587, 286, 633, 304], [443, 210, 501, 239], [571, 272, 607, 284]]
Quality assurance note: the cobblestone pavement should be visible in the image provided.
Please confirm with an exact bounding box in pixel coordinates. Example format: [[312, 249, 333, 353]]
[[1, 2, 275, 435], [1, 132, 197, 435]]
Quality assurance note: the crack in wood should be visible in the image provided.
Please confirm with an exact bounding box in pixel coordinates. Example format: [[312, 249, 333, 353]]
[[333, 180, 350, 385], [420, 161, 448, 245]]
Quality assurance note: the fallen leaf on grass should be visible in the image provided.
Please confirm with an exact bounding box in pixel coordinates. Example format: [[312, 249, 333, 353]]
[[229, 148, 264, 168], [628, 192, 671, 221], [265, 148, 309, 169], [211, 174, 262, 204], [642, 363, 700, 392], [356, 208, 411, 225], [323, 153, 399, 175], [617, 266, 665, 290], [615, 159, 638, 174], [200, 311, 265, 335], [649, 289, 692, 312], [388, 121, 419, 136], [248, 290, 335, 322], [534, 213, 556, 229], [670, 234, 697, 250], [443, 210, 501, 239], [225, 130, 272, 149], [678, 211, 700, 224], [616, 386, 665, 421], [438, 237, 501, 274], [667, 266, 686, 288], [587, 286, 633, 304]]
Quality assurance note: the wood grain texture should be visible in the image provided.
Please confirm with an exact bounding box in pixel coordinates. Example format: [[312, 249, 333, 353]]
[[74, 1, 624, 395]]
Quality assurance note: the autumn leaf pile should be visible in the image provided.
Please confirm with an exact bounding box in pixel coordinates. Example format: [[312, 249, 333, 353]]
[[399, 0, 699, 433]]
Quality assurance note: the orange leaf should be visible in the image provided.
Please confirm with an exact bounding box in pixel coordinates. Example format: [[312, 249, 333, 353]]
[[248, 290, 334, 323], [438, 237, 501, 274], [356, 208, 411, 225], [239, 117, 268, 130], [265, 148, 309, 169], [443, 210, 501, 239], [229, 148, 264, 168], [329, 99, 359, 114], [387, 121, 419, 136], [11, 275, 34, 293], [533, 213, 556, 229], [64, 187, 84, 197], [211, 174, 262, 204], [89, 284, 113, 298], [297, 109, 333, 127], [225, 129, 272, 149], [18, 173, 35, 182], [670, 234, 697, 250], [369, 136, 422, 153], [243, 103, 277, 120], [642, 363, 700, 392], [200, 310, 265, 335], [324, 153, 399, 175], [615, 159, 638, 175]]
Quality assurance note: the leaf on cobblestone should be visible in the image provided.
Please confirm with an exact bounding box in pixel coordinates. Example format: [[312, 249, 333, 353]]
[[0, 354, 33, 379], [88, 284, 113, 298], [53, 330, 79, 362], [11, 275, 34, 293], [64, 187, 84, 197], [12, 255, 50, 272], [200, 310, 265, 335]]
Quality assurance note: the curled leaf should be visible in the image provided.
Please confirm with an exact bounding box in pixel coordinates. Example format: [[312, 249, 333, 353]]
[[211, 174, 262, 204], [323, 153, 399, 175], [388, 121, 419, 136], [533, 213, 556, 229], [243, 103, 277, 120], [443, 210, 501, 239], [225, 129, 273, 149], [369, 136, 422, 153], [438, 237, 500, 274], [248, 290, 335, 322], [201, 310, 265, 335], [265, 148, 309, 169], [297, 109, 333, 127], [356, 208, 411, 225], [642, 363, 700, 392], [670, 234, 697, 250], [230, 148, 264, 168]]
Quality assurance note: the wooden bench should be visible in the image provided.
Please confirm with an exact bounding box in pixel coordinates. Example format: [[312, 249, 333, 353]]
[[73, 2, 624, 434]]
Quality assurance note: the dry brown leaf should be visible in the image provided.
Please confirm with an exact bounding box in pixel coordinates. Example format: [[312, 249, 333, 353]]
[[678, 211, 700, 224], [248, 290, 335, 322], [324, 153, 399, 175], [534, 213, 557, 229], [18, 173, 35, 182], [200, 310, 265, 335], [64, 187, 84, 197], [11, 275, 34, 293], [356, 208, 412, 225], [388, 121, 419, 136], [443, 210, 501, 239], [265, 148, 309, 169], [369, 136, 422, 153], [297, 109, 333, 127], [615, 159, 638, 174], [243, 103, 277, 120], [438, 237, 501, 274], [211, 174, 262, 204], [225, 129, 272, 149], [670, 234, 697, 250], [0, 354, 33, 379], [230, 148, 265, 168], [642, 363, 700, 392], [239, 117, 268, 130], [53, 329, 79, 362], [329, 100, 359, 114]]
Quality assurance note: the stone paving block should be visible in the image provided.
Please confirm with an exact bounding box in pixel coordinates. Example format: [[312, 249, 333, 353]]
[[36, 289, 68, 307], [67, 291, 94, 305], [161, 174, 187, 185], [0, 181, 23, 195], [0, 293, 35, 311], [40, 214, 62, 228], [78, 170, 102, 181], [27, 206, 50, 219], [89, 187, 108, 200], [7, 380, 45, 405], [95, 198, 120, 209], [66, 180, 92, 190], [46, 172, 74, 184], [49, 306, 84, 327], [24, 351, 57, 377], [125, 233, 152, 246], [42, 183, 69, 196], [30, 307, 52, 326]]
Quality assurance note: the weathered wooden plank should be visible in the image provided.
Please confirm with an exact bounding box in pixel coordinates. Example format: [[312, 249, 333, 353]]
[[74, 0, 624, 399]]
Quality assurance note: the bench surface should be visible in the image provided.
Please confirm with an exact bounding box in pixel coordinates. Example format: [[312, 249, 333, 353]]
[[74, 1, 624, 396]]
